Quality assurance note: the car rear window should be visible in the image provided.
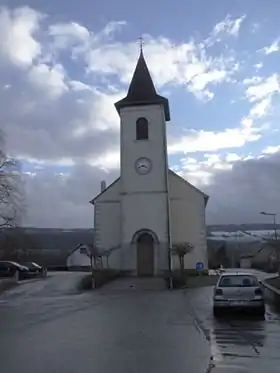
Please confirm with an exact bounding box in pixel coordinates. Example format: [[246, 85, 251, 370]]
[[219, 275, 258, 287]]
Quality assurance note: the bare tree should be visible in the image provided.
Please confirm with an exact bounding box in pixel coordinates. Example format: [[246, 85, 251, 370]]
[[0, 130, 25, 229], [86, 244, 121, 271], [172, 242, 194, 278], [102, 245, 121, 268]]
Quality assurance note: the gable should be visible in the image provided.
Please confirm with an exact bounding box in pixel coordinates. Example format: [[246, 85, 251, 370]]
[[67, 243, 92, 258], [168, 169, 209, 206], [90, 177, 121, 205]]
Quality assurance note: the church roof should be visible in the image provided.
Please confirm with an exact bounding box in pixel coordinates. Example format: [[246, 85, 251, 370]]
[[114, 50, 170, 121], [90, 171, 209, 206], [169, 170, 209, 206], [89, 177, 120, 205]]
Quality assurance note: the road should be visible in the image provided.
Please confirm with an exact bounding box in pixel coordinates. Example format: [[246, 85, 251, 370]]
[[0, 272, 279, 373]]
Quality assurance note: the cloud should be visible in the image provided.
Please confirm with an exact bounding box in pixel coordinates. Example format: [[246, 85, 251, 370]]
[[0, 6, 43, 67], [262, 145, 280, 154], [212, 14, 246, 38], [204, 150, 280, 224], [0, 5, 279, 228], [0, 6, 241, 167], [48, 22, 90, 50], [177, 150, 280, 224], [71, 31, 239, 101], [168, 125, 262, 154], [261, 38, 280, 55], [27, 63, 68, 99], [23, 165, 118, 228], [206, 14, 246, 46], [245, 74, 280, 102]]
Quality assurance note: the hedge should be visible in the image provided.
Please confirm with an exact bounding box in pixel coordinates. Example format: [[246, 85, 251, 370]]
[[78, 269, 121, 291]]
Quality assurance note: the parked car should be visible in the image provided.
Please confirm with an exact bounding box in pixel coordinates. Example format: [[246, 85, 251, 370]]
[[0, 261, 30, 281], [22, 262, 47, 277], [213, 272, 265, 317]]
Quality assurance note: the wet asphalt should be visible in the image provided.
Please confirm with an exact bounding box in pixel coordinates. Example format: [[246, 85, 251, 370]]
[[0, 272, 280, 373]]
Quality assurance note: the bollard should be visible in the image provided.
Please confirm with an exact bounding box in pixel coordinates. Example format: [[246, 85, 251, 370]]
[[14, 270, 19, 282]]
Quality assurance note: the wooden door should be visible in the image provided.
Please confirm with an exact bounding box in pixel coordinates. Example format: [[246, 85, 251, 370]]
[[137, 233, 154, 276]]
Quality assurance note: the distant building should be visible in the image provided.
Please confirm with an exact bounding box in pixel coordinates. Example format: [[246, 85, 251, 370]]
[[66, 244, 91, 270]]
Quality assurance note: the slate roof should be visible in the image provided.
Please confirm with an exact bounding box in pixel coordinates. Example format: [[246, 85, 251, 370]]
[[114, 50, 170, 121]]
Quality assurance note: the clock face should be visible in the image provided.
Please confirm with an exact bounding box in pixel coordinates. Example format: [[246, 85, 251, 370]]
[[135, 157, 152, 175]]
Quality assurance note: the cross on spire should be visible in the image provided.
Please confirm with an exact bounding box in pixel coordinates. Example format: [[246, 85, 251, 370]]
[[138, 36, 144, 53]]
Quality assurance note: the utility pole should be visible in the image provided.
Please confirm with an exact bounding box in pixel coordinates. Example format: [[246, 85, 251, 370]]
[[260, 211, 278, 273], [260, 211, 277, 240]]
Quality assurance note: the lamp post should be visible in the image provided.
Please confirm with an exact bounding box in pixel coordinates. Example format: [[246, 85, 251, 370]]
[[260, 211, 277, 240], [260, 211, 279, 273]]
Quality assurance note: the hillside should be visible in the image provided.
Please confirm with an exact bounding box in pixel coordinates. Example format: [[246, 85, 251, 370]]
[[1, 224, 279, 255], [0, 228, 94, 254]]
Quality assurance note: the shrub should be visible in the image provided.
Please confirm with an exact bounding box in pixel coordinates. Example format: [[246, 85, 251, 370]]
[[163, 268, 209, 289], [164, 273, 187, 289], [78, 274, 93, 291], [78, 269, 121, 291], [93, 269, 120, 288]]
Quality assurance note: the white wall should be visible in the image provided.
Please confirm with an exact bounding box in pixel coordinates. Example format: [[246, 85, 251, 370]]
[[121, 193, 169, 273], [169, 171, 208, 270], [119, 105, 168, 194], [66, 250, 91, 268], [121, 193, 168, 243], [240, 257, 252, 269], [94, 179, 122, 269]]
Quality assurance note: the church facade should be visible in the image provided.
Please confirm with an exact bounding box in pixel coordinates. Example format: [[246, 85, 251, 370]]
[[90, 50, 209, 276]]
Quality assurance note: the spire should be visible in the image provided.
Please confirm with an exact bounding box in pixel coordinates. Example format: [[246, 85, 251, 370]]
[[115, 47, 170, 121]]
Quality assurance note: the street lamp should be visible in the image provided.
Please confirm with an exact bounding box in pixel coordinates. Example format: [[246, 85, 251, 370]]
[[260, 211, 277, 240]]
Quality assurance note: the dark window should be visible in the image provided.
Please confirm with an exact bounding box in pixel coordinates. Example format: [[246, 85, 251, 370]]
[[136, 117, 149, 140], [219, 275, 258, 288]]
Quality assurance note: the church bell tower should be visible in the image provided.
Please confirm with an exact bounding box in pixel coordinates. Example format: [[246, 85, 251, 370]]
[[114, 48, 171, 275]]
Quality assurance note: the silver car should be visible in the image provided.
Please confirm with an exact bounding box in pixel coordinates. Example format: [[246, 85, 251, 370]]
[[213, 272, 265, 317]]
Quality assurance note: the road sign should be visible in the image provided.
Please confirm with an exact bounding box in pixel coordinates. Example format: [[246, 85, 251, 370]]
[[196, 262, 204, 271]]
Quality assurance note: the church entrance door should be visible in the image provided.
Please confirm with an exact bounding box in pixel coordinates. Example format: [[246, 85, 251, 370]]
[[137, 233, 154, 276]]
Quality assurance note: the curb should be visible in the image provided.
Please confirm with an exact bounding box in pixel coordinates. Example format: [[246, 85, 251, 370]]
[[0, 275, 48, 295], [260, 277, 280, 309]]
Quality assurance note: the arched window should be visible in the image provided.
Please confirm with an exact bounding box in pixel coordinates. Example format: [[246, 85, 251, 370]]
[[136, 117, 149, 140]]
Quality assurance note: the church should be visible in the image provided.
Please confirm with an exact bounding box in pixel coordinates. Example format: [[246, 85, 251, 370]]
[[90, 49, 209, 276]]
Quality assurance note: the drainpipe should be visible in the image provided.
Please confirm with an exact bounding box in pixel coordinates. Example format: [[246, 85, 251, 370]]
[[162, 110, 173, 289]]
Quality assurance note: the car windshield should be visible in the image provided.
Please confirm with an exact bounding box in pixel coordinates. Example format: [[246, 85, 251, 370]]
[[219, 275, 258, 287], [23, 262, 40, 268], [9, 261, 22, 267]]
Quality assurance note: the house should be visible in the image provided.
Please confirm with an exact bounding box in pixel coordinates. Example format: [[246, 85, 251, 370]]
[[66, 244, 92, 270], [90, 48, 209, 276]]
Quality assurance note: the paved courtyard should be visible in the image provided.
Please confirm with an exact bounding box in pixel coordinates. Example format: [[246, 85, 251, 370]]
[[0, 272, 280, 373]]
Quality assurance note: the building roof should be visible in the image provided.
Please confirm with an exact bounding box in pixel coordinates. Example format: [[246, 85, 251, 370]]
[[89, 177, 120, 205], [90, 170, 209, 206], [114, 50, 170, 121], [67, 243, 92, 258], [169, 169, 209, 206]]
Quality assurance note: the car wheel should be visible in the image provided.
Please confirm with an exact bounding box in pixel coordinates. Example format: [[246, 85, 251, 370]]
[[256, 305, 265, 318], [213, 307, 222, 318]]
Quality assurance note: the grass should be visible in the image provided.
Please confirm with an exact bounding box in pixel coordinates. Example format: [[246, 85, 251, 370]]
[[164, 269, 218, 289], [265, 276, 280, 289], [185, 275, 219, 288]]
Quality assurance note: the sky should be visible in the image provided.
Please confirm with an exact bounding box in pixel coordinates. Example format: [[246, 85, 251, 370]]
[[1, 1, 280, 228]]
